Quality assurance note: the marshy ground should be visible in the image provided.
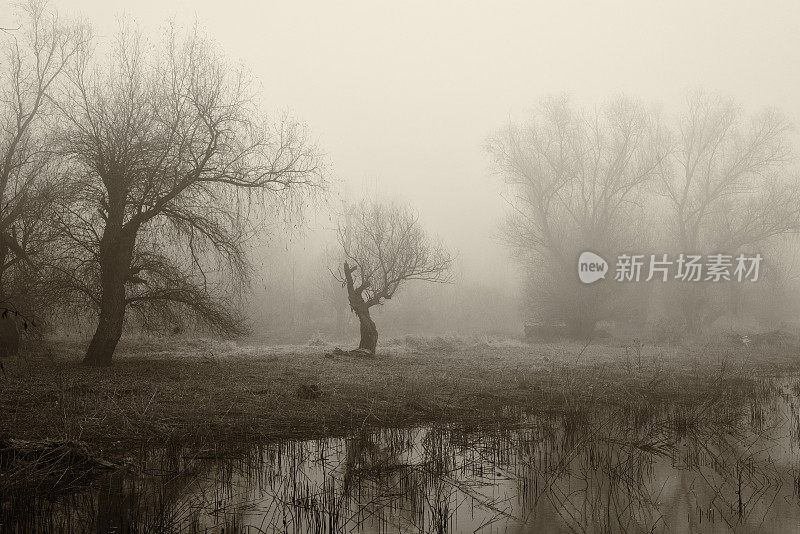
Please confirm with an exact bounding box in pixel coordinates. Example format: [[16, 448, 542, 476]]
[[2, 335, 800, 531], [2, 335, 797, 451]]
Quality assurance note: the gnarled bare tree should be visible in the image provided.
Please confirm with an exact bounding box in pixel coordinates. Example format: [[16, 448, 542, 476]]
[[337, 201, 452, 354], [55, 24, 323, 365]]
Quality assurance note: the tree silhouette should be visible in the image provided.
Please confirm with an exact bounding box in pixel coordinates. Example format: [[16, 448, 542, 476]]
[[55, 24, 323, 365], [337, 201, 451, 354]]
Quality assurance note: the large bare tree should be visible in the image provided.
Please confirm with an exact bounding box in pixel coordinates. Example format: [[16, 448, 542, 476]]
[[337, 201, 452, 354], [55, 24, 323, 365], [656, 93, 800, 331], [0, 1, 87, 318], [487, 96, 666, 336]]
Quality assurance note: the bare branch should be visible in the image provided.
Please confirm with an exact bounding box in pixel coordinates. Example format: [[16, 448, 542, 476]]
[[337, 200, 453, 310]]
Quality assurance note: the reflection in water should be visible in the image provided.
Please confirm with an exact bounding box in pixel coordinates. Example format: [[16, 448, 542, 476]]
[[4, 379, 800, 532]]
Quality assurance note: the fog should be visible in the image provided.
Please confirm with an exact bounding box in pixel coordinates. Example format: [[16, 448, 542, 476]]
[[8, 2, 800, 530], [6, 0, 800, 340]]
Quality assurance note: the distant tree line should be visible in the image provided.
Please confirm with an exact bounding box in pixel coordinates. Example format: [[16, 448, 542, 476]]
[[6, 2, 793, 365], [489, 94, 800, 338]]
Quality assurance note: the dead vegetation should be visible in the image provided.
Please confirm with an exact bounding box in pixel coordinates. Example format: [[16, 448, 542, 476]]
[[0, 335, 799, 496], [1, 337, 797, 444], [0, 437, 119, 494]]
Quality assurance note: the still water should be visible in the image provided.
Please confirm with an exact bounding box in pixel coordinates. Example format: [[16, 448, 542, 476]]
[[5, 379, 800, 532]]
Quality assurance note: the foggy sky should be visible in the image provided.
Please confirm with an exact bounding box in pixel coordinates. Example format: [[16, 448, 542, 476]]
[[14, 0, 800, 288]]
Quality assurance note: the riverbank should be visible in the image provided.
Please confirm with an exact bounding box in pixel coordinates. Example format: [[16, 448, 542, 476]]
[[2, 335, 798, 459]]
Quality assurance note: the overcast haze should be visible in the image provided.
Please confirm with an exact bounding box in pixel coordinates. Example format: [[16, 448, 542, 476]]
[[7, 1, 800, 528], [13, 0, 800, 284]]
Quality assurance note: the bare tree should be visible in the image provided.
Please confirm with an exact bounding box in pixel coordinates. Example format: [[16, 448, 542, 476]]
[[487, 95, 666, 336], [0, 1, 87, 317], [336, 201, 452, 354], [54, 24, 323, 365], [657, 93, 800, 331], [659, 93, 797, 251]]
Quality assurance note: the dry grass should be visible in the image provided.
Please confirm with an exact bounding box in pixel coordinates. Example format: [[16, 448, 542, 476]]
[[0, 335, 798, 460]]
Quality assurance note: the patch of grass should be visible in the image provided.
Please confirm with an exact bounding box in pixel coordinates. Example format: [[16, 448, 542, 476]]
[[0, 337, 798, 462]]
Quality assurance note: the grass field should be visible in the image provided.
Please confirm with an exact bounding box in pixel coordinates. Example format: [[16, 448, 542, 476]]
[[2, 335, 799, 460]]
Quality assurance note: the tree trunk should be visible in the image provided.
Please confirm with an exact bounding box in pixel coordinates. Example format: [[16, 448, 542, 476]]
[[343, 261, 378, 354], [0, 314, 19, 358], [355, 305, 378, 354], [567, 316, 596, 340], [84, 213, 136, 366], [84, 269, 126, 366], [0, 242, 7, 297], [680, 290, 704, 337]]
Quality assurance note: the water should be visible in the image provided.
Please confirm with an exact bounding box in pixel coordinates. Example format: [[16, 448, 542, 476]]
[[5, 379, 800, 532]]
